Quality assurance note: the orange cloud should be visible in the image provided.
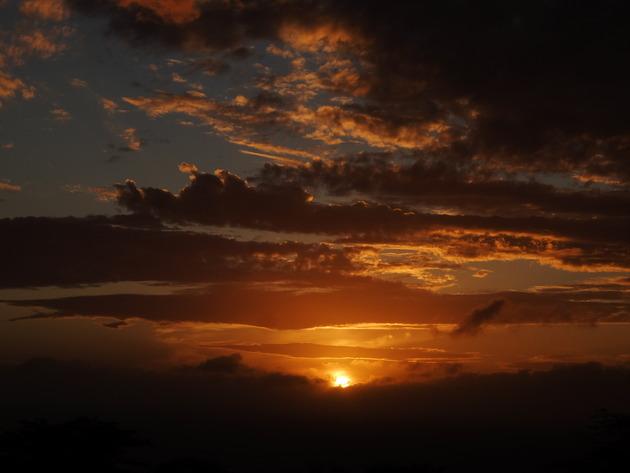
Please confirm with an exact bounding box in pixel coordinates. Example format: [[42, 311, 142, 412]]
[[116, 0, 200, 24], [71, 78, 87, 87], [0, 72, 30, 102], [239, 149, 304, 167], [278, 21, 366, 53], [63, 185, 118, 202], [178, 162, 198, 174], [20, 0, 69, 21], [231, 139, 320, 161], [99, 97, 119, 114], [7, 28, 70, 64], [51, 108, 72, 121], [0, 180, 21, 191], [291, 104, 451, 149], [120, 127, 142, 151]]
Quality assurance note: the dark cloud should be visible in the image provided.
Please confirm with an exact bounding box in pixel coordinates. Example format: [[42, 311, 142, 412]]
[[115, 169, 630, 271], [7, 284, 629, 329], [0, 216, 357, 288], [102, 320, 127, 329], [117, 170, 630, 243], [533, 276, 630, 298], [66, 0, 630, 184], [115, 171, 419, 235], [451, 299, 505, 337], [196, 353, 244, 374], [255, 154, 630, 218]]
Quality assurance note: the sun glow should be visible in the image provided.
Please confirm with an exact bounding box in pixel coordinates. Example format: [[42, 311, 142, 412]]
[[333, 375, 351, 388]]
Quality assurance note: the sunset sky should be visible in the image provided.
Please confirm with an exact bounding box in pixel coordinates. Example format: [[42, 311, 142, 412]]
[[1, 1, 630, 471]]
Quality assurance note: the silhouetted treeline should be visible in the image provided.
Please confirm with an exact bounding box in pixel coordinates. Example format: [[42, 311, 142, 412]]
[[1, 412, 629, 473], [0, 417, 147, 472]]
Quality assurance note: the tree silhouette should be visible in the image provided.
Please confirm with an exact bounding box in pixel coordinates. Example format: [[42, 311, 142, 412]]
[[0, 417, 147, 472], [555, 409, 630, 472], [154, 457, 228, 473]]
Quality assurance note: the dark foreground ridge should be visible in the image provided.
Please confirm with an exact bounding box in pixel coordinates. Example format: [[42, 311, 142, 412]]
[[1, 358, 630, 472]]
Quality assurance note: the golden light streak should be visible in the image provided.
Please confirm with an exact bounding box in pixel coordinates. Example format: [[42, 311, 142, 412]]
[[239, 149, 303, 166]]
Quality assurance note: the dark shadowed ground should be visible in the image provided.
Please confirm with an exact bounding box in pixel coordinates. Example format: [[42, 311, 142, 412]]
[[1, 357, 629, 472]]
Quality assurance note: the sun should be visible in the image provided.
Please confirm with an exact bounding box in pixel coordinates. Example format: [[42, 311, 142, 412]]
[[333, 375, 351, 388]]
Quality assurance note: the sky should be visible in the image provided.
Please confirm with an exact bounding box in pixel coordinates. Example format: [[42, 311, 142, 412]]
[[1, 1, 630, 471]]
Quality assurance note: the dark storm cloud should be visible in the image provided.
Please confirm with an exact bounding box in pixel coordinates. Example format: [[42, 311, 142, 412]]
[[66, 0, 630, 183], [1, 357, 630, 472], [115, 169, 630, 271], [117, 170, 630, 242], [0, 216, 357, 288], [115, 171, 419, 235], [196, 353, 245, 374], [256, 154, 630, 218], [451, 299, 505, 337]]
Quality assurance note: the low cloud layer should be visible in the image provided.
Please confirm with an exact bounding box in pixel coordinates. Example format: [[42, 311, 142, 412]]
[[114, 167, 630, 272], [0, 216, 357, 288], [7, 282, 629, 329]]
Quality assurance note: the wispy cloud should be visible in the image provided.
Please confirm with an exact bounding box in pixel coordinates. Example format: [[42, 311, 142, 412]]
[[118, 127, 143, 151], [239, 149, 303, 166], [0, 180, 21, 191], [63, 184, 118, 202], [451, 299, 505, 337], [20, 0, 69, 21], [50, 108, 72, 121]]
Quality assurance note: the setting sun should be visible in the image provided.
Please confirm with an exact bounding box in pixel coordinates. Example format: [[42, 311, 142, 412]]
[[334, 375, 351, 388]]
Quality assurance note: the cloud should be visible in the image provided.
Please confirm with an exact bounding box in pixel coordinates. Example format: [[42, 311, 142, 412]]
[[118, 127, 142, 151], [230, 138, 319, 161], [51, 108, 72, 121], [62, 184, 118, 202], [9, 29, 70, 60], [0, 6, 72, 108], [8, 281, 629, 329], [115, 0, 201, 25], [0, 180, 21, 191], [70, 77, 87, 87], [99, 97, 120, 114], [217, 343, 474, 363], [65, 0, 630, 186], [121, 89, 451, 156], [120, 91, 299, 148], [196, 353, 244, 374], [0, 71, 35, 105], [177, 161, 197, 174], [239, 149, 303, 166], [102, 320, 127, 329], [0, 216, 358, 288], [451, 299, 505, 337], [113, 167, 630, 271], [255, 154, 630, 219], [20, 0, 70, 21]]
